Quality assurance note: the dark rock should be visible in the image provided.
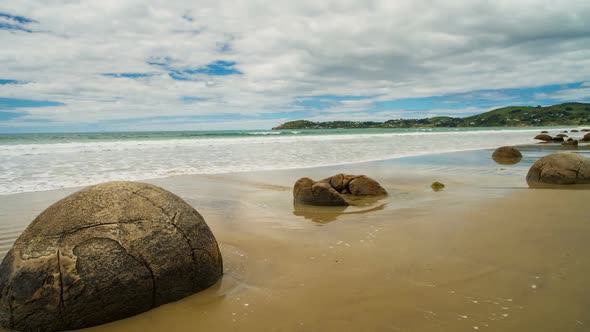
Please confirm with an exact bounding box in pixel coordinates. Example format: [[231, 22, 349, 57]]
[[540, 131, 549, 133], [561, 130, 569, 133], [294, 177, 348, 206], [294, 174, 387, 206], [0, 182, 223, 331], [492, 146, 522, 165], [534, 134, 552, 141], [562, 139, 578, 146], [583, 133, 590, 141], [552, 137, 565, 142], [431, 182, 445, 191], [571, 130, 579, 133], [581, 129, 590, 132], [347, 175, 387, 196], [555, 134, 568, 138], [526, 153, 590, 186]]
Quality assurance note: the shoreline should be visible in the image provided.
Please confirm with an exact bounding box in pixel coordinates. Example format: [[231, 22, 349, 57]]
[[4, 126, 588, 196]]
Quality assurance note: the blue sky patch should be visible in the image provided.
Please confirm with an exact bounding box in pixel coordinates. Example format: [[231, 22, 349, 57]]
[[0, 79, 28, 85], [149, 58, 242, 81], [0, 12, 37, 32], [0, 97, 63, 110], [0, 111, 26, 121]]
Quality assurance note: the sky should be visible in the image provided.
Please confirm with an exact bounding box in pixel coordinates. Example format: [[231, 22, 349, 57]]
[[1, 0, 590, 132]]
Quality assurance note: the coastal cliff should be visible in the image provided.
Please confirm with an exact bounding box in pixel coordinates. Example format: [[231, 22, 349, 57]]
[[272, 102, 590, 130]]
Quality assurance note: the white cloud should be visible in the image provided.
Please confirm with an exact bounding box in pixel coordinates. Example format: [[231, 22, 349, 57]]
[[1, 0, 590, 130]]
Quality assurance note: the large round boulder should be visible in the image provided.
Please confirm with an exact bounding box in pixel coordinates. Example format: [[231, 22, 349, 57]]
[[492, 146, 522, 165], [526, 153, 590, 187], [0, 182, 223, 331], [534, 134, 552, 142]]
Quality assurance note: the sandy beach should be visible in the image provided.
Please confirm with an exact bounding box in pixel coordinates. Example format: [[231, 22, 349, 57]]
[[1, 145, 589, 331]]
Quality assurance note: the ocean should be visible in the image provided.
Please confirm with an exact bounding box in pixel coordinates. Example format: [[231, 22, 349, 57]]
[[0, 127, 573, 195]]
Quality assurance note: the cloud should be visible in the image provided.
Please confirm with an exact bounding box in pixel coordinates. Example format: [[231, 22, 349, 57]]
[[1, 0, 590, 131]]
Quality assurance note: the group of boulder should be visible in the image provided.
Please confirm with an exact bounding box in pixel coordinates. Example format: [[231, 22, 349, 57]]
[[492, 144, 590, 187], [534, 129, 590, 147]]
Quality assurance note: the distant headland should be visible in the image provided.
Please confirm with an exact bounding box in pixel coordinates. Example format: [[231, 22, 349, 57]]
[[272, 102, 590, 130]]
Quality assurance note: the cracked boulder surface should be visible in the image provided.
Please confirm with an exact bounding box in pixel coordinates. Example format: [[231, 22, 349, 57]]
[[293, 174, 387, 206], [0, 181, 223, 331], [526, 152, 590, 187]]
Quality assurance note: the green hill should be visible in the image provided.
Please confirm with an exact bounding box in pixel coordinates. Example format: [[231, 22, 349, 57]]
[[272, 103, 590, 130]]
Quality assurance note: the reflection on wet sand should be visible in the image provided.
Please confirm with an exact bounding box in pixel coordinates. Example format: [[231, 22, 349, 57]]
[[293, 202, 386, 223]]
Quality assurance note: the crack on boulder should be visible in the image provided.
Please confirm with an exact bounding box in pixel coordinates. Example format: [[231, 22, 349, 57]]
[[127, 253, 156, 308], [60, 219, 147, 238], [134, 193, 214, 281], [56, 250, 67, 327], [574, 163, 582, 183], [7, 292, 14, 329]]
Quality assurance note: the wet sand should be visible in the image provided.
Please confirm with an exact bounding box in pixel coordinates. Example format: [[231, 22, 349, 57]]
[[1, 147, 590, 331]]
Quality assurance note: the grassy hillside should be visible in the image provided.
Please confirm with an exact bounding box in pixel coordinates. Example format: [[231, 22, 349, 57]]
[[272, 103, 590, 129]]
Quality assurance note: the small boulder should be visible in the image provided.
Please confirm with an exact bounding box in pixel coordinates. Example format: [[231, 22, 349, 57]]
[[294, 178, 348, 206], [555, 133, 568, 138], [562, 139, 578, 147], [561, 130, 569, 133], [571, 129, 579, 133], [347, 175, 387, 196], [526, 153, 590, 187], [0, 182, 223, 331], [294, 174, 387, 206], [540, 130, 549, 133], [581, 129, 590, 132], [552, 136, 565, 142], [492, 146, 522, 165], [431, 182, 445, 192], [534, 134, 552, 141], [583, 133, 590, 141]]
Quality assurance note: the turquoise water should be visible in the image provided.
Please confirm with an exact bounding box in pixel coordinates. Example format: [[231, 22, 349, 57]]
[[0, 126, 580, 195], [0, 126, 568, 145]]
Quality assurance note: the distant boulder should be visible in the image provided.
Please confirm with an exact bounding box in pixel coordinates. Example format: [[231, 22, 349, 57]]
[[431, 182, 445, 192], [552, 137, 565, 142], [526, 153, 590, 187], [555, 134, 568, 138], [540, 131, 549, 133], [583, 133, 590, 141], [581, 129, 590, 132], [571, 129, 579, 133], [562, 139, 578, 147], [534, 134, 552, 141], [492, 146, 522, 165]]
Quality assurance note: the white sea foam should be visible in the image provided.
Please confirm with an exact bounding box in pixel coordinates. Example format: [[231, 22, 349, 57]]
[[0, 128, 552, 195]]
